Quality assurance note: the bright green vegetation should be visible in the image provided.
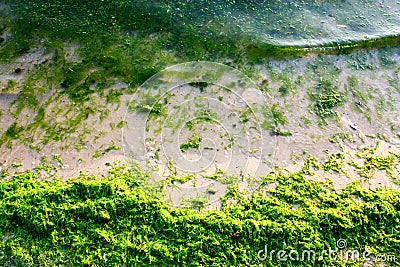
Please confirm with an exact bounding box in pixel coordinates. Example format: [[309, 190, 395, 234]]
[[0, 157, 399, 266], [302, 141, 400, 185], [309, 80, 345, 122], [0, 122, 25, 149], [301, 153, 348, 177], [93, 144, 121, 160], [262, 104, 292, 137], [169, 174, 194, 185], [269, 70, 294, 97], [180, 134, 202, 153], [351, 142, 400, 182], [189, 82, 209, 93], [329, 132, 354, 144], [0, 1, 400, 266], [194, 108, 218, 123], [270, 105, 287, 126], [278, 85, 290, 97], [133, 98, 166, 118]]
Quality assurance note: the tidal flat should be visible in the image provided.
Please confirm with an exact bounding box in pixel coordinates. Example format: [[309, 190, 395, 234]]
[[0, 1, 399, 266]]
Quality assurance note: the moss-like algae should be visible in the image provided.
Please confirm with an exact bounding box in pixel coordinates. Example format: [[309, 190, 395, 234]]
[[0, 163, 399, 266], [0, 2, 399, 266]]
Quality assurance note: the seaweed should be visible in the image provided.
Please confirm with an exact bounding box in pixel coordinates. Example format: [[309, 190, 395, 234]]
[[180, 134, 202, 153], [0, 162, 398, 266], [309, 79, 345, 122]]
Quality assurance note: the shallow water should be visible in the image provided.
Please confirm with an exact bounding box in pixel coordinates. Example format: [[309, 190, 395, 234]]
[[7, 0, 400, 47], [218, 0, 400, 46]]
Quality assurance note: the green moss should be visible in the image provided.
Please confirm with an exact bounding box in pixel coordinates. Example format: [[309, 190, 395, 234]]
[[194, 108, 218, 123], [347, 50, 377, 70], [4, 122, 23, 140], [262, 104, 291, 136], [93, 144, 120, 159], [350, 143, 399, 182], [186, 197, 210, 209], [60, 68, 94, 103], [180, 134, 202, 153], [0, 122, 24, 148], [11, 90, 40, 117], [309, 79, 345, 122], [278, 85, 289, 96], [238, 107, 253, 124], [323, 153, 348, 176], [271, 104, 287, 126], [51, 154, 63, 167], [300, 116, 312, 128], [329, 132, 354, 144], [132, 95, 166, 118], [0, 3, 399, 265], [189, 82, 209, 93], [106, 89, 123, 105], [116, 120, 127, 129], [0, 163, 398, 266], [0, 18, 35, 62], [5, 80, 16, 92], [170, 174, 194, 184], [206, 188, 218, 194], [28, 107, 46, 131], [246, 43, 306, 60], [388, 75, 400, 93]]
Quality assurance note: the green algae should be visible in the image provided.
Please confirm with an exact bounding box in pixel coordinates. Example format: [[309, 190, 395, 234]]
[[0, 1, 399, 266], [309, 79, 345, 122], [0, 122, 24, 148], [349, 142, 400, 184], [261, 104, 292, 137], [0, 162, 399, 266], [6, 0, 400, 47], [180, 134, 202, 153]]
